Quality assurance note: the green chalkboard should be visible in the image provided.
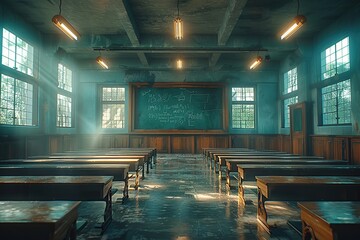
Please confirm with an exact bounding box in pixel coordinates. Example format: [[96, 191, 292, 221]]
[[133, 84, 224, 130]]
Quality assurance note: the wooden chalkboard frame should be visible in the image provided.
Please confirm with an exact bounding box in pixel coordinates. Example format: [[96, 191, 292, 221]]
[[129, 82, 228, 133]]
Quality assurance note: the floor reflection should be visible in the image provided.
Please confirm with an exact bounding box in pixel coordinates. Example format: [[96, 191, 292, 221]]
[[77, 153, 301, 240]]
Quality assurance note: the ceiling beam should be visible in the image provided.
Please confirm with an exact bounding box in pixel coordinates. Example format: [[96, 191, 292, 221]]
[[210, 0, 248, 67], [118, 0, 149, 66], [93, 46, 268, 54]]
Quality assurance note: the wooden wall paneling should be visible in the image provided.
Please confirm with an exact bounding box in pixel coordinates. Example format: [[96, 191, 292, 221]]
[[279, 135, 291, 153], [77, 135, 100, 149], [171, 135, 195, 153], [351, 138, 360, 165], [263, 135, 280, 151], [310, 136, 333, 159], [113, 135, 129, 148], [63, 135, 77, 151], [25, 135, 48, 157], [129, 135, 145, 148], [145, 135, 169, 153], [49, 135, 62, 154], [333, 137, 350, 161]]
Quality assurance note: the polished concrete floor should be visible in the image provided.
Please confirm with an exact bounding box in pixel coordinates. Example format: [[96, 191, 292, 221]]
[[77, 154, 302, 240]]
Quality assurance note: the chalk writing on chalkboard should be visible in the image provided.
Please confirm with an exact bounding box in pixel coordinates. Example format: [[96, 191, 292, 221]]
[[134, 86, 224, 130]]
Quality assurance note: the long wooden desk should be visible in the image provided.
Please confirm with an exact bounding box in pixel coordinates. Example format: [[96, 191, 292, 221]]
[[226, 159, 347, 188], [32, 153, 151, 175], [0, 163, 129, 201], [214, 153, 310, 174], [298, 201, 360, 240], [1, 158, 141, 190], [256, 176, 360, 233], [0, 176, 113, 232], [0, 201, 81, 240], [237, 164, 360, 204]]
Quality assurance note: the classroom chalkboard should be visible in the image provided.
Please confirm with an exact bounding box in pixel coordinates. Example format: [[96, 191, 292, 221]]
[[133, 85, 224, 130]]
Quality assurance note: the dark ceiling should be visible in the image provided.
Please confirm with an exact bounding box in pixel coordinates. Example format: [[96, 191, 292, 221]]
[[2, 0, 359, 70]]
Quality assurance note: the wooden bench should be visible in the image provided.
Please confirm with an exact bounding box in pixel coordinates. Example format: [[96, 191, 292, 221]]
[[0, 201, 81, 240], [237, 164, 360, 204], [2, 158, 141, 190], [32, 152, 151, 175], [214, 153, 309, 174], [226, 159, 347, 188], [212, 152, 296, 174], [0, 163, 129, 201], [256, 176, 360, 233], [298, 201, 360, 240], [0, 176, 113, 232]]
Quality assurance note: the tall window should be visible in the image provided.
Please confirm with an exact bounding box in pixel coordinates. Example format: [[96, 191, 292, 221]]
[[321, 80, 351, 125], [321, 37, 350, 80], [282, 67, 298, 128], [319, 37, 351, 125], [2, 28, 34, 76], [57, 64, 73, 127], [231, 87, 255, 129], [0, 74, 34, 125], [101, 87, 125, 128], [1, 28, 36, 126]]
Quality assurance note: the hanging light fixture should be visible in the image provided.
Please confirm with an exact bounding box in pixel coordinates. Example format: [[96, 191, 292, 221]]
[[52, 0, 80, 40], [176, 59, 183, 69], [96, 56, 109, 69], [279, 0, 306, 40], [249, 56, 262, 70], [174, 0, 183, 39]]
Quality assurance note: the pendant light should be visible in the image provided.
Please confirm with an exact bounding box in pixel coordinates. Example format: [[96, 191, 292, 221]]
[[174, 0, 183, 40], [52, 0, 80, 40]]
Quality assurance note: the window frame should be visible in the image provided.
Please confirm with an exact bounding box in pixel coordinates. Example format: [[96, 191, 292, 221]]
[[2, 28, 34, 77], [100, 85, 126, 129], [231, 86, 256, 129], [56, 63, 73, 128], [1, 28, 38, 127], [282, 67, 299, 128], [318, 36, 352, 126]]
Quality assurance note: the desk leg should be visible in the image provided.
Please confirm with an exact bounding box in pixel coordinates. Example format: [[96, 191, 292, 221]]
[[122, 175, 129, 203], [238, 175, 245, 205], [213, 159, 218, 174], [146, 158, 150, 174], [134, 169, 139, 190], [226, 169, 231, 188], [257, 188, 270, 233], [102, 187, 113, 233]]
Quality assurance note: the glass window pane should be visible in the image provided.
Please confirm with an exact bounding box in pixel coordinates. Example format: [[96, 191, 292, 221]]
[[321, 37, 350, 80], [2, 28, 34, 76], [101, 87, 126, 129], [57, 94, 72, 127], [321, 79, 351, 125], [231, 87, 255, 129]]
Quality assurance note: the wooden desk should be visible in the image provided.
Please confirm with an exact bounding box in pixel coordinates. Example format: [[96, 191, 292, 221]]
[[0, 201, 80, 240], [256, 176, 360, 233], [0, 176, 113, 232], [0, 163, 129, 200], [237, 164, 360, 204], [32, 153, 151, 174], [2, 158, 141, 190], [214, 153, 305, 174], [226, 159, 347, 188], [298, 201, 360, 240]]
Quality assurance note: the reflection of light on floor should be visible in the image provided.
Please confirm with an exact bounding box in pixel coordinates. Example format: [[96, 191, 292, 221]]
[[175, 236, 190, 240], [165, 196, 182, 199], [193, 193, 216, 200], [143, 184, 163, 189], [266, 205, 288, 210]]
